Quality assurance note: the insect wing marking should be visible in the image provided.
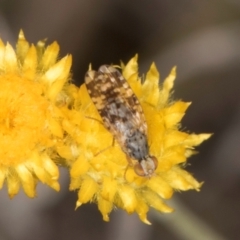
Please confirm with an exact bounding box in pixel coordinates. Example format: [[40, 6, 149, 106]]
[[100, 66, 147, 132], [85, 66, 146, 137]]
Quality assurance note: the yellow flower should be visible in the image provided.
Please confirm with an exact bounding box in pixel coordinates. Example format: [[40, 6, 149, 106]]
[[0, 30, 211, 224], [0, 31, 72, 198], [69, 55, 211, 224]]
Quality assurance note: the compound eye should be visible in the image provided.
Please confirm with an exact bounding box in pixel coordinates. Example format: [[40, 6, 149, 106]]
[[149, 156, 158, 170], [134, 163, 146, 177]]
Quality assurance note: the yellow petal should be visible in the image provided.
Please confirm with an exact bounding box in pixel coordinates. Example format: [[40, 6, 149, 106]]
[[77, 176, 98, 204], [39, 41, 59, 71], [164, 130, 189, 148], [100, 176, 117, 202], [0, 39, 5, 70], [46, 55, 72, 101], [143, 190, 173, 213], [160, 66, 176, 105], [184, 133, 212, 147], [117, 185, 137, 213], [56, 143, 75, 160], [127, 73, 142, 98], [163, 102, 191, 129], [70, 177, 82, 191], [98, 196, 113, 222], [7, 171, 20, 198], [42, 154, 59, 180], [16, 164, 36, 198], [4, 43, 17, 72], [147, 176, 173, 199], [135, 198, 151, 225], [159, 146, 186, 170], [48, 117, 63, 138], [142, 63, 160, 106], [16, 30, 30, 63], [70, 154, 90, 178], [162, 167, 202, 191], [22, 45, 37, 79], [0, 167, 6, 189], [122, 54, 138, 79]]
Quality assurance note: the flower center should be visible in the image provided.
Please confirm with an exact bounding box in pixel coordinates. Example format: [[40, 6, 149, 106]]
[[0, 74, 50, 166]]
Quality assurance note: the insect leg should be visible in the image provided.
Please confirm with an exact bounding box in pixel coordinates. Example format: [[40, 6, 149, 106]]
[[94, 146, 112, 157], [85, 116, 103, 125]]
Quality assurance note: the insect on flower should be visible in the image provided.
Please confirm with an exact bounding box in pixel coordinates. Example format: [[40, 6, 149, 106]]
[[84, 65, 158, 177]]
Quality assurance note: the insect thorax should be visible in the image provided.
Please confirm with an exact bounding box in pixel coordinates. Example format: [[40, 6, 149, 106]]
[[124, 129, 149, 161]]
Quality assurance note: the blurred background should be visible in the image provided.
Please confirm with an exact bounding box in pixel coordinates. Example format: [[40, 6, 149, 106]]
[[0, 0, 240, 239]]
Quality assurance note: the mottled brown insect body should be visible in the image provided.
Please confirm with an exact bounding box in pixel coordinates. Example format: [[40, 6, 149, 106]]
[[85, 65, 158, 177]]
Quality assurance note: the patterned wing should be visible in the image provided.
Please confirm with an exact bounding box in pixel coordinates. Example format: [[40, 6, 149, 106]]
[[85, 65, 147, 137]]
